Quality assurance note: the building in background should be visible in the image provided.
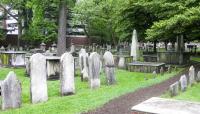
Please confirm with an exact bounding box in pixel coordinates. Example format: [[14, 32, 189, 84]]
[[66, 9, 89, 47]]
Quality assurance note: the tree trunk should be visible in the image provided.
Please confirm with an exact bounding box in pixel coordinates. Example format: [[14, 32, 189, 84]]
[[17, 19, 22, 47], [153, 40, 157, 53], [57, 0, 67, 56]]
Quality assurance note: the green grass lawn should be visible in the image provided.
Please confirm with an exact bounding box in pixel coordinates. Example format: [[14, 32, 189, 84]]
[[0, 68, 182, 114], [191, 56, 200, 62], [163, 82, 200, 102]]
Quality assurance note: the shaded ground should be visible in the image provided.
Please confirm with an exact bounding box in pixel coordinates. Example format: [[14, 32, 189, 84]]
[[85, 64, 200, 114]]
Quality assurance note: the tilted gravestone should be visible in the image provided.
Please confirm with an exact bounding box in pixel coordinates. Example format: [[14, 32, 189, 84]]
[[30, 53, 48, 104], [60, 52, 75, 95], [197, 71, 200, 82], [169, 81, 179, 97], [188, 66, 195, 86], [103, 51, 116, 85], [1, 71, 21, 110], [179, 75, 187, 92], [89, 52, 101, 89], [79, 48, 89, 81]]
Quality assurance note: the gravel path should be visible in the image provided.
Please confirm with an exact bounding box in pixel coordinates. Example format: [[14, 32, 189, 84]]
[[85, 64, 200, 114]]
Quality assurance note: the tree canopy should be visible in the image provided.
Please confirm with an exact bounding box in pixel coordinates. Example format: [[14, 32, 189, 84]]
[[0, 0, 199, 47]]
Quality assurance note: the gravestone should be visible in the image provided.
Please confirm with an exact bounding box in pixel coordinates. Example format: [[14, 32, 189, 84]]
[[1, 71, 21, 110], [89, 52, 101, 89], [40, 42, 46, 52], [79, 49, 89, 81], [30, 53, 48, 104], [168, 65, 172, 73], [118, 57, 125, 69], [0, 46, 5, 51], [189, 66, 195, 86], [153, 71, 157, 78], [179, 75, 187, 92], [70, 44, 75, 53], [169, 81, 179, 97], [160, 67, 164, 75], [167, 42, 173, 51], [60, 52, 75, 95], [196, 71, 200, 82], [103, 51, 116, 85]]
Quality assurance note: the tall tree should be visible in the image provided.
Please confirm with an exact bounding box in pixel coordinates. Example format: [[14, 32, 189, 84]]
[[57, 0, 67, 56]]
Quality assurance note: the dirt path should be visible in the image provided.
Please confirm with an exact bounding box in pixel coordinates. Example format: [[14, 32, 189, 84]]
[[85, 64, 200, 114]]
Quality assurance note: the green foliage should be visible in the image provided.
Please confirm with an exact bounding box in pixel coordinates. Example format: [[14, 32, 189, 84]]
[[122, 0, 200, 41], [73, 0, 129, 44], [0, 68, 182, 114]]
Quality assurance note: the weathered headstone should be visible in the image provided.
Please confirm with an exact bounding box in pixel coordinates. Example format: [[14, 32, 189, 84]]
[[167, 42, 173, 51], [1, 71, 21, 110], [103, 51, 116, 85], [179, 75, 187, 92], [197, 71, 200, 82], [70, 43, 75, 53], [168, 65, 172, 73], [60, 52, 75, 95], [30, 53, 48, 104], [153, 71, 157, 78], [89, 52, 101, 89], [169, 81, 179, 97], [0, 46, 5, 51], [188, 66, 195, 86], [40, 42, 46, 52], [79, 49, 89, 81], [118, 57, 125, 69], [160, 67, 164, 75]]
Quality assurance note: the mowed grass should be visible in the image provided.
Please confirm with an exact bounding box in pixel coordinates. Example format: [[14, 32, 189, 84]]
[[191, 56, 200, 62], [0, 68, 183, 114]]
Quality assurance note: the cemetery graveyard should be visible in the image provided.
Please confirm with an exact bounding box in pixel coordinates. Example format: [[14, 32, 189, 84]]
[[0, 0, 200, 114]]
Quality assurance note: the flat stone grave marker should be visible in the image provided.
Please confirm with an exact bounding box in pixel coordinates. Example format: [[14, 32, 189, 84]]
[[127, 62, 165, 73], [132, 97, 200, 114]]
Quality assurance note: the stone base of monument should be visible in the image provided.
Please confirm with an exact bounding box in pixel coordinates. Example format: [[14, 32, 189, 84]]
[[127, 62, 165, 73], [46, 56, 60, 80], [131, 97, 200, 114]]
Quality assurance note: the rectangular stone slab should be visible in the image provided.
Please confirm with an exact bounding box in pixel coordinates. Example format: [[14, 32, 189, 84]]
[[132, 97, 200, 114], [127, 62, 165, 73], [128, 62, 165, 67]]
